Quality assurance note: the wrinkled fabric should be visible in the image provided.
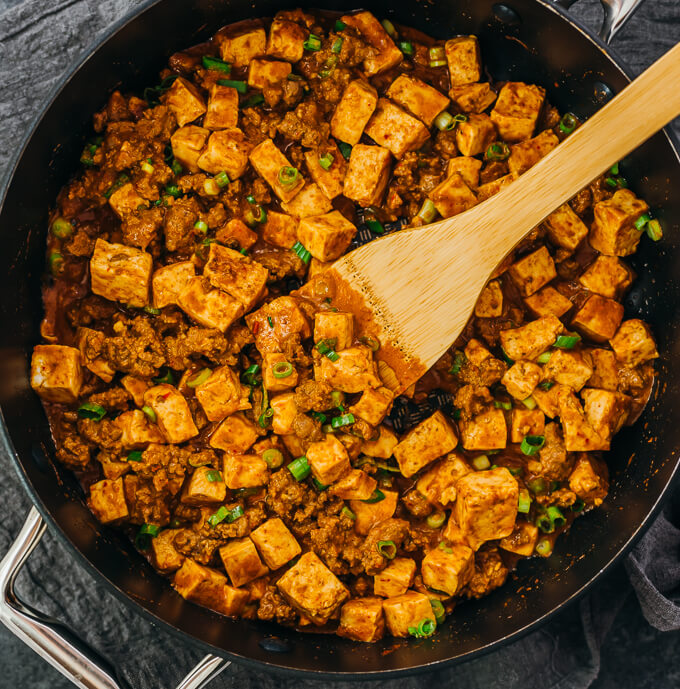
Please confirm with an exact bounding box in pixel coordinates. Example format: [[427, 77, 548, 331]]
[[0, 0, 679, 687]]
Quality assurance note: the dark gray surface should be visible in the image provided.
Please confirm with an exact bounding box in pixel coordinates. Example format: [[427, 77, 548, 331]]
[[0, 1, 679, 687]]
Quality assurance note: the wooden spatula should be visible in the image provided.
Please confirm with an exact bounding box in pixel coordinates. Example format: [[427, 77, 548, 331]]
[[320, 42, 680, 394]]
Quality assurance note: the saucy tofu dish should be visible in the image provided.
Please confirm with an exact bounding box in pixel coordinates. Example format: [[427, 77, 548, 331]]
[[30, 9, 661, 643]]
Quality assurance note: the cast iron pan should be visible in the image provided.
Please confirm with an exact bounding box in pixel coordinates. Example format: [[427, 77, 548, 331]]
[[0, 0, 679, 679]]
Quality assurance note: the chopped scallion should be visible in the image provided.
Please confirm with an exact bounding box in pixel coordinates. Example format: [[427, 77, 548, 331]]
[[485, 141, 510, 161], [77, 403, 107, 421], [449, 350, 466, 375], [417, 198, 437, 223], [214, 171, 230, 188], [377, 539, 397, 559], [537, 351, 552, 364], [408, 618, 436, 638], [303, 33, 322, 51], [634, 213, 650, 231], [208, 505, 244, 527], [142, 405, 157, 422], [521, 396, 537, 410], [535, 537, 553, 557], [363, 488, 386, 504], [51, 217, 73, 239], [647, 219, 663, 241], [338, 141, 352, 160], [399, 41, 414, 56], [335, 19, 347, 31], [288, 456, 311, 481], [278, 166, 300, 189], [152, 368, 175, 385], [291, 240, 311, 264], [202, 56, 231, 73], [135, 523, 160, 549], [553, 334, 581, 349], [494, 400, 512, 410], [472, 455, 490, 471], [319, 152, 334, 170], [571, 498, 586, 513], [217, 78, 247, 93], [429, 599, 446, 624], [538, 380, 555, 391], [187, 368, 212, 388], [359, 335, 380, 351], [241, 93, 265, 108], [272, 361, 294, 378], [426, 511, 446, 529], [193, 220, 208, 235], [518, 488, 532, 514], [520, 435, 545, 456], [263, 448, 284, 469], [206, 470, 223, 482], [331, 37, 343, 54], [341, 505, 356, 520], [366, 219, 384, 234], [558, 112, 578, 135], [241, 364, 260, 387], [331, 413, 355, 429], [381, 19, 397, 38], [316, 338, 340, 362], [127, 450, 143, 462]]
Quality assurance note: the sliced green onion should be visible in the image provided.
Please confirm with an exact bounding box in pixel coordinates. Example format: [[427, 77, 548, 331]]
[[312, 477, 328, 491], [187, 368, 212, 388], [538, 380, 555, 391], [78, 403, 107, 421], [535, 512, 553, 533], [558, 112, 578, 135], [609, 162, 619, 175], [605, 175, 628, 189], [485, 142, 510, 161], [292, 240, 311, 265], [152, 368, 175, 385], [338, 141, 352, 160], [51, 217, 73, 239], [331, 413, 355, 429], [647, 219, 663, 241], [267, 316, 274, 328], [438, 542, 453, 553], [535, 537, 553, 557], [429, 599, 446, 624], [263, 448, 284, 469], [549, 480, 561, 493], [303, 33, 322, 51], [634, 213, 650, 231], [449, 351, 465, 375], [363, 488, 385, 504], [241, 364, 260, 387], [417, 198, 437, 223], [428, 46, 445, 61], [521, 396, 537, 410], [399, 41, 414, 56], [500, 348, 514, 366], [341, 505, 356, 520], [208, 505, 244, 527], [377, 539, 397, 559], [518, 489, 532, 514], [319, 152, 334, 170], [365, 219, 384, 234], [359, 335, 380, 352], [171, 159, 183, 176], [528, 477, 546, 494], [331, 390, 345, 410], [141, 160, 154, 175], [316, 338, 340, 362], [142, 405, 157, 422], [509, 466, 523, 476], [193, 220, 208, 235], [217, 78, 247, 93], [553, 334, 581, 349], [164, 184, 181, 198], [547, 505, 566, 529], [103, 174, 130, 199], [127, 450, 143, 462], [331, 37, 343, 54], [381, 19, 397, 38], [214, 171, 230, 188], [242, 93, 265, 108], [571, 498, 585, 513], [472, 455, 490, 471], [335, 19, 347, 31], [135, 523, 160, 549], [311, 411, 327, 424], [202, 55, 232, 73], [144, 306, 161, 316], [426, 511, 446, 529], [408, 618, 436, 638], [258, 408, 274, 428], [278, 166, 300, 189], [48, 251, 64, 277], [272, 361, 294, 379], [288, 456, 311, 481], [244, 195, 267, 225], [520, 435, 545, 456], [537, 351, 552, 364], [429, 59, 447, 68], [494, 400, 512, 410], [206, 470, 223, 482], [434, 111, 454, 131]]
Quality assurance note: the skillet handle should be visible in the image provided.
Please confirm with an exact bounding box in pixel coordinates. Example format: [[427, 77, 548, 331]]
[[552, 0, 647, 43], [0, 508, 231, 689]]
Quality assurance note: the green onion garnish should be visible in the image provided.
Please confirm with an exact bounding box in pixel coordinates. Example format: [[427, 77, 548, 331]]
[[164, 185, 181, 198], [141, 160, 154, 175], [363, 488, 385, 504], [288, 456, 311, 481], [521, 396, 537, 410], [242, 93, 265, 108], [381, 19, 397, 38], [358, 335, 380, 351], [272, 361, 294, 379], [319, 152, 334, 170], [647, 219, 662, 241], [48, 251, 64, 276], [417, 198, 437, 223], [171, 159, 183, 176], [426, 511, 446, 529], [263, 448, 284, 469], [331, 413, 355, 429], [331, 37, 343, 54], [535, 537, 553, 557], [292, 240, 311, 264], [571, 498, 585, 513], [337, 141, 352, 160], [509, 466, 523, 476], [528, 477, 546, 494], [127, 450, 143, 462], [202, 55, 231, 73], [430, 59, 447, 68], [278, 166, 300, 189], [51, 217, 73, 239], [103, 174, 130, 199], [258, 408, 274, 428], [494, 400, 512, 410], [341, 505, 356, 520], [142, 405, 157, 422], [303, 33, 322, 51], [538, 380, 555, 391], [537, 351, 552, 364], [547, 505, 566, 528], [520, 435, 545, 456], [187, 368, 212, 388], [438, 542, 453, 553], [399, 41, 414, 56], [553, 334, 581, 349], [335, 19, 346, 31], [518, 489, 532, 514], [135, 523, 160, 549], [214, 171, 230, 188], [558, 112, 578, 135], [208, 504, 244, 527], [193, 220, 208, 235], [316, 338, 340, 362], [428, 46, 445, 61], [152, 368, 175, 385], [377, 539, 397, 559], [536, 506, 565, 533], [244, 194, 267, 225], [144, 306, 161, 316], [331, 390, 345, 410], [77, 403, 107, 421], [485, 142, 510, 161], [206, 470, 223, 482], [434, 112, 467, 131], [312, 477, 328, 491], [634, 213, 650, 231], [217, 78, 247, 93], [610, 162, 619, 175], [241, 364, 260, 386], [366, 219, 384, 234], [472, 455, 490, 471], [449, 350, 466, 375], [408, 618, 436, 638], [429, 599, 445, 624], [311, 411, 327, 424]]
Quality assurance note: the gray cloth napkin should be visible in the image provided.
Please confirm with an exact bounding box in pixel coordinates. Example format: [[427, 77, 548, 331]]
[[1, 1, 679, 688]]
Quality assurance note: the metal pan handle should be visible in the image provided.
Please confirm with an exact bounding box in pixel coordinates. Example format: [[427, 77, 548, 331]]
[[552, 0, 647, 43], [0, 508, 230, 689]]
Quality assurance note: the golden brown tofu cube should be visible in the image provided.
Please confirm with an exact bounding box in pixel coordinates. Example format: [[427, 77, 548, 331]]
[[173, 558, 248, 616], [499, 522, 539, 557], [144, 384, 198, 444], [508, 246, 557, 297], [249, 138, 305, 202], [203, 243, 268, 311], [281, 183, 333, 218], [507, 130, 559, 176], [386, 75, 449, 127], [30, 344, 82, 404], [543, 349, 594, 391], [266, 18, 307, 62], [447, 156, 483, 190], [209, 413, 259, 453], [203, 84, 239, 130], [88, 478, 129, 524], [90, 238, 152, 308], [429, 172, 477, 218], [500, 315, 563, 361], [510, 408, 545, 443], [581, 388, 630, 442], [216, 218, 258, 249], [586, 348, 620, 391], [304, 141, 347, 200], [422, 544, 474, 596], [262, 352, 298, 392], [220, 538, 269, 587], [445, 35, 482, 86], [374, 558, 417, 598], [571, 294, 624, 343], [532, 383, 568, 419], [151, 529, 185, 572], [490, 82, 545, 143], [449, 82, 497, 113], [393, 411, 458, 478], [609, 319, 658, 367], [350, 490, 398, 536], [416, 453, 471, 507], [261, 211, 298, 249], [349, 387, 394, 426], [277, 551, 350, 624], [343, 143, 392, 207], [382, 591, 436, 638], [459, 408, 507, 451], [219, 20, 266, 67], [579, 255, 633, 299], [524, 286, 573, 318], [341, 11, 402, 77], [247, 58, 291, 89], [182, 465, 227, 505], [337, 597, 385, 642], [474, 279, 503, 317], [306, 433, 352, 485], [114, 409, 165, 449], [269, 392, 298, 435], [568, 455, 608, 505], [455, 113, 496, 157], [361, 425, 399, 459], [152, 261, 195, 309], [297, 211, 356, 262], [314, 311, 354, 350], [121, 375, 148, 407], [364, 98, 430, 160], [454, 467, 519, 545], [557, 388, 609, 451], [251, 517, 301, 570], [166, 77, 206, 127], [330, 80, 379, 146], [464, 338, 493, 366], [589, 189, 649, 256], [329, 469, 377, 500], [223, 453, 269, 489], [502, 360, 542, 400], [197, 128, 251, 179], [195, 365, 251, 422], [170, 125, 210, 173], [476, 173, 515, 202], [315, 345, 381, 393], [543, 203, 589, 251], [178, 276, 244, 333]]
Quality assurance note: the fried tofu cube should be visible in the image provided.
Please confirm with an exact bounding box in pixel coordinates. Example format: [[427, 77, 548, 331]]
[[216, 218, 258, 250], [586, 348, 619, 391], [429, 172, 477, 218], [114, 409, 165, 449], [500, 315, 563, 361], [209, 413, 258, 453], [509, 246, 557, 297], [270, 392, 298, 435], [610, 319, 658, 367], [490, 82, 545, 143], [341, 11, 402, 77], [447, 156, 483, 190], [151, 529, 185, 572], [143, 384, 198, 444], [170, 125, 210, 173], [499, 522, 539, 557], [502, 360, 542, 400], [361, 426, 399, 459], [195, 365, 251, 422], [261, 211, 298, 249], [314, 311, 354, 350], [166, 77, 206, 127], [182, 465, 227, 505], [382, 591, 436, 638], [474, 280, 503, 317], [459, 408, 507, 450], [544, 203, 589, 251], [177, 277, 244, 332], [220, 538, 269, 587], [90, 238, 152, 308], [30, 344, 82, 404], [571, 294, 624, 343], [203, 84, 239, 131], [445, 35, 482, 86], [386, 75, 449, 127], [343, 144, 392, 207], [121, 375, 148, 407], [251, 517, 301, 570], [88, 477, 128, 523], [579, 256, 633, 299], [416, 453, 471, 507], [374, 558, 417, 598], [557, 388, 608, 451], [223, 453, 269, 489], [581, 387, 630, 442], [589, 189, 649, 256], [266, 18, 307, 62], [306, 434, 352, 485], [510, 408, 545, 443], [421, 544, 474, 596], [197, 128, 251, 179], [297, 211, 356, 262], [364, 98, 430, 159], [338, 597, 385, 642], [524, 286, 573, 318], [350, 490, 398, 536], [455, 113, 496, 156], [249, 138, 305, 202], [476, 173, 514, 202], [568, 455, 608, 505], [329, 469, 377, 500], [532, 382, 568, 419], [247, 58, 291, 89], [173, 558, 248, 616], [454, 467, 519, 545], [449, 82, 497, 113], [152, 261, 195, 309], [281, 182, 333, 218], [507, 130, 559, 176], [349, 387, 394, 426], [246, 296, 310, 353], [543, 349, 593, 391], [331, 79, 379, 146], [304, 141, 347, 199], [219, 20, 266, 67], [263, 352, 298, 392], [393, 411, 458, 478], [315, 346, 381, 393], [277, 551, 350, 624], [203, 243, 268, 311]]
